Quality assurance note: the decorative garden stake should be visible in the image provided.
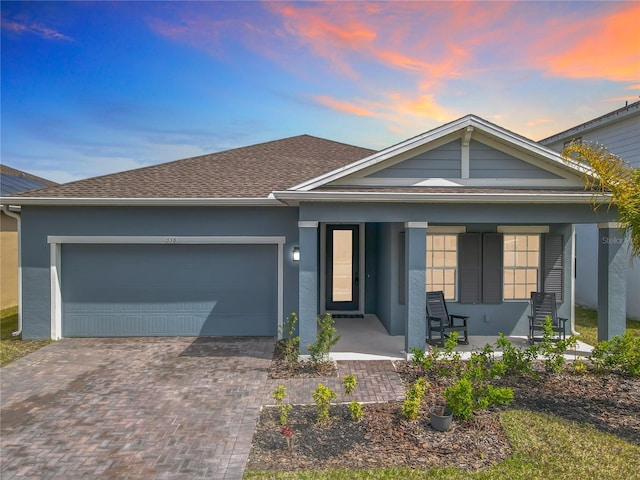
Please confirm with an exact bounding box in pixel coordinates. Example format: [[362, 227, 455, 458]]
[[281, 426, 294, 450]]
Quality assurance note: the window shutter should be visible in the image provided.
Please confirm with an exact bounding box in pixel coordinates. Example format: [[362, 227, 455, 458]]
[[482, 233, 503, 304], [458, 233, 481, 304], [543, 234, 564, 302]]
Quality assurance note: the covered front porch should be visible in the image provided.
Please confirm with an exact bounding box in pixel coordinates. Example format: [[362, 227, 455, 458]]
[[330, 315, 594, 361], [297, 213, 627, 359]]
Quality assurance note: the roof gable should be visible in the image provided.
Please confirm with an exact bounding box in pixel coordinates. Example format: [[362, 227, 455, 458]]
[[291, 115, 592, 191]]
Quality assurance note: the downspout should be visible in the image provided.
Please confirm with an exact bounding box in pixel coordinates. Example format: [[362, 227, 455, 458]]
[[1, 205, 22, 336], [570, 224, 579, 336]]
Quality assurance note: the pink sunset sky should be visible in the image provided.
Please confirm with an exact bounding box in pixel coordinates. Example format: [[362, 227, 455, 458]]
[[2, 1, 639, 183]]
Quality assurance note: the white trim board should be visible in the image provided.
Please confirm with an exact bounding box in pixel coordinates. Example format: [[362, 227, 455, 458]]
[[47, 235, 286, 340]]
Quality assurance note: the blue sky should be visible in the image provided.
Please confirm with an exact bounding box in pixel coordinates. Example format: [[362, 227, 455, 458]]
[[1, 1, 639, 183]]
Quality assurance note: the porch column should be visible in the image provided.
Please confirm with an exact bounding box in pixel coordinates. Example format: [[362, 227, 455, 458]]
[[298, 221, 319, 356], [404, 222, 427, 357], [597, 223, 628, 341]]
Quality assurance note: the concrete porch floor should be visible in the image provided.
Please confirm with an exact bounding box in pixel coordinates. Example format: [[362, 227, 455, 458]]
[[331, 314, 594, 361]]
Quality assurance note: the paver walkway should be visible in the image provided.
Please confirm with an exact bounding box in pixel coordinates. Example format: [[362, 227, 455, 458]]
[[1, 338, 405, 479]]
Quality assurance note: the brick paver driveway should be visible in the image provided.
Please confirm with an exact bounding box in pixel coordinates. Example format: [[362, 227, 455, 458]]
[[1, 337, 275, 479], [1, 337, 406, 479]]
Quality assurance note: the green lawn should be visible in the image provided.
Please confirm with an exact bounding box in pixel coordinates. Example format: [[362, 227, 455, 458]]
[[574, 305, 640, 346], [0, 306, 51, 367]]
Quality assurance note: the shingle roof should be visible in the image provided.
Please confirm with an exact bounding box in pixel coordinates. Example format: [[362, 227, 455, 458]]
[[14, 135, 375, 199], [0, 165, 58, 195]]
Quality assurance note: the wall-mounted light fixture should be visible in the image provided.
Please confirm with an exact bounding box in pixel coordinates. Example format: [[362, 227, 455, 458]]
[[292, 246, 300, 262]]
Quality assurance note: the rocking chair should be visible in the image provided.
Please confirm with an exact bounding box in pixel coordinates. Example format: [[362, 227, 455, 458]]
[[426, 291, 469, 347], [528, 292, 567, 344]]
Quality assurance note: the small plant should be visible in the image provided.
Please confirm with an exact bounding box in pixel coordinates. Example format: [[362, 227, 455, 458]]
[[439, 331, 463, 376], [401, 377, 429, 421], [312, 383, 337, 424], [308, 313, 341, 364], [444, 374, 514, 420], [271, 385, 292, 426], [348, 400, 363, 422], [466, 344, 501, 382], [341, 374, 357, 397], [572, 358, 588, 375], [410, 346, 442, 372], [279, 312, 300, 367], [496, 333, 538, 377], [272, 384, 286, 403], [476, 384, 514, 410], [443, 377, 474, 420], [538, 316, 577, 373], [412, 334, 461, 375], [281, 425, 294, 450], [590, 332, 640, 376]]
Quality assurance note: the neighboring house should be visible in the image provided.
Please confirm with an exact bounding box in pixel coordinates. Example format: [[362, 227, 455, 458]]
[[0, 115, 628, 355], [0, 165, 57, 309], [541, 101, 640, 321]]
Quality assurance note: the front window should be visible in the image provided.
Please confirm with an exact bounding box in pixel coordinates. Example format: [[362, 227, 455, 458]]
[[426, 234, 457, 300], [503, 234, 540, 300]]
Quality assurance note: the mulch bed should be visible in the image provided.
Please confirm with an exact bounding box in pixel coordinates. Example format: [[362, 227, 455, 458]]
[[249, 360, 640, 473], [267, 339, 339, 378], [268, 358, 338, 379], [248, 403, 510, 472]]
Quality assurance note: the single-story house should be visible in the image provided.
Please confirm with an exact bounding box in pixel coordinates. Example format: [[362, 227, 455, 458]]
[[0, 115, 629, 355], [1, 165, 57, 310], [541, 101, 639, 321]]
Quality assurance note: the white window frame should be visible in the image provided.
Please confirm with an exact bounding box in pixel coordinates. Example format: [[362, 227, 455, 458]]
[[499, 227, 547, 301], [426, 226, 465, 302]]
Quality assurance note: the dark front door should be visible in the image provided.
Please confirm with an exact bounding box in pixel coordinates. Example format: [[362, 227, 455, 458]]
[[326, 224, 359, 311]]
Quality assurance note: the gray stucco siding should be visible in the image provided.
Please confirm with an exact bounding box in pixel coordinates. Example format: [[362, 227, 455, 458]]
[[20, 206, 300, 339], [61, 243, 277, 337]]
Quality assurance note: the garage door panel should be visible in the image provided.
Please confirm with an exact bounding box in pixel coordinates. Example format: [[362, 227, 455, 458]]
[[61, 243, 277, 337]]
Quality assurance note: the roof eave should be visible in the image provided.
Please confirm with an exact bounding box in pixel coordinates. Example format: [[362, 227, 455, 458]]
[[272, 190, 610, 205], [0, 197, 284, 207]]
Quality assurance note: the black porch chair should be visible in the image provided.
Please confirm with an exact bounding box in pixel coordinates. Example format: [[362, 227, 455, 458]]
[[426, 291, 469, 347], [528, 292, 567, 344]]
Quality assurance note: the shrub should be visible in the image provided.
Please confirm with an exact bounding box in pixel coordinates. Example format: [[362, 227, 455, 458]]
[[271, 384, 286, 403], [308, 313, 341, 363], [348, 400, 363, 422], [271, 385, 292, 426], [312, 384, 337, 424], [444, 377, 475, 420], [444, 374, 514, 420], [590, 332, 640, 376], [401, 377, 429, 421], [572, 359, 588, 375], [410, 346, 441, 372], [279, 312, 300, 367], [538, 316, 577, 373], [411, 333, 461, 375], [476, 384, 514, 409], [496, 333, 538, 377], [341, 374, 357, 397]]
